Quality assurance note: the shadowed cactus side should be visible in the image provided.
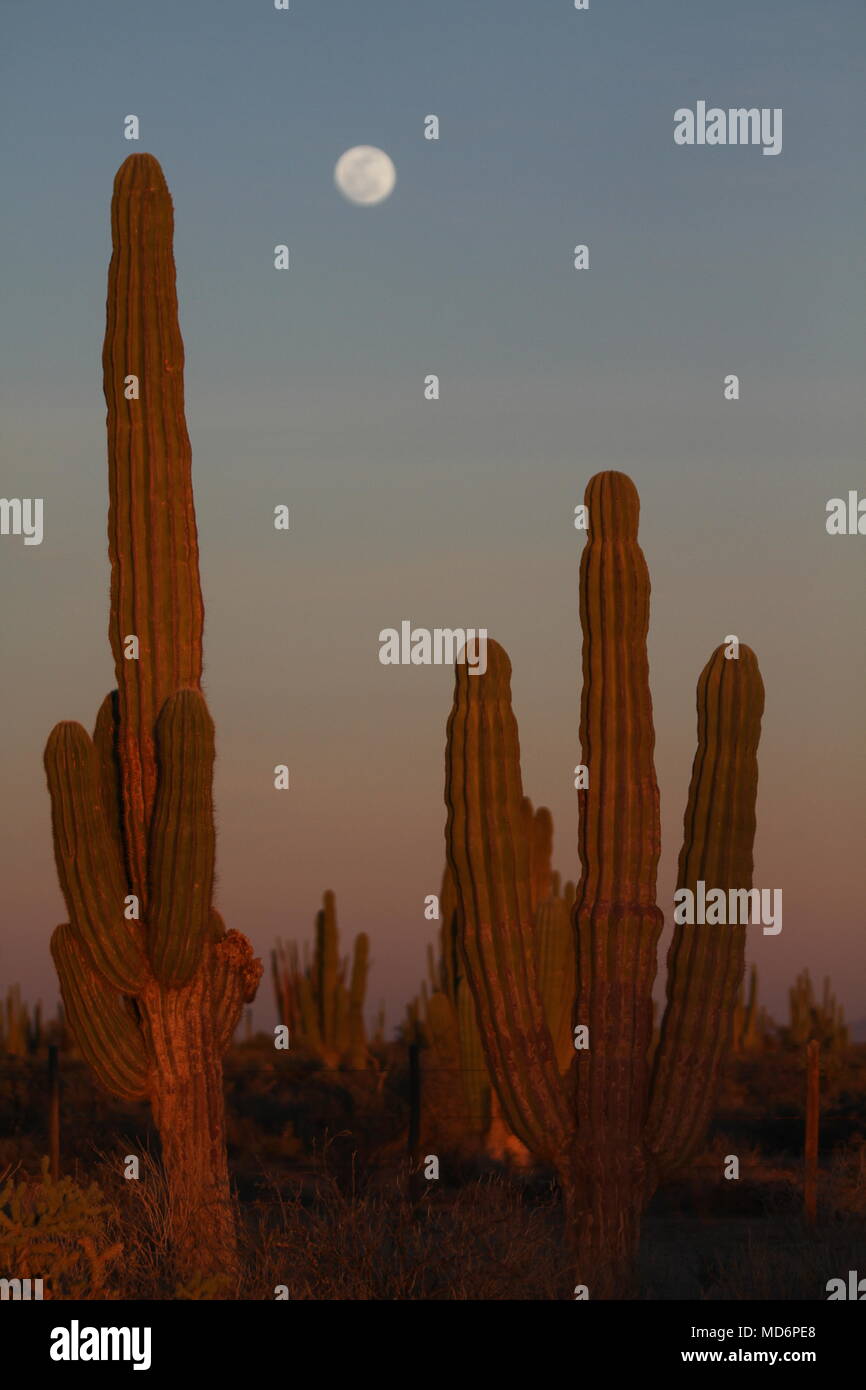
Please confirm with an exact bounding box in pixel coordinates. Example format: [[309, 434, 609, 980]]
[[415, 837, 575, 1160], [272, 891, 370, 1069], [445, 470, 764, 1297], [419, 865, 493, 1152], [43, 154, 262, 1282]]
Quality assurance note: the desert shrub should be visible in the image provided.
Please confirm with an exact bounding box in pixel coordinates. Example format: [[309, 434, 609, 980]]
[[0, 1157, 122, 1298]]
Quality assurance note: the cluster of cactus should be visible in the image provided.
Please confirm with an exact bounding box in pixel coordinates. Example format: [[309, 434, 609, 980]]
[[0, 986, 42, 1057], [785, 969, 849, 1052], [444, 471, 765, 1297], [272, 892, 369, 1069], [411, 815, 576, 1155], [42, 154, 261, 1280], [731, 964, 774, 1055]]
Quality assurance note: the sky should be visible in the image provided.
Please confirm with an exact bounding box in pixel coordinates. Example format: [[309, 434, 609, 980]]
[[1, 0, 864, 1033]]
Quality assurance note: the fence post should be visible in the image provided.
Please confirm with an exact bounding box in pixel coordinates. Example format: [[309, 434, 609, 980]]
[[408, 1041, 421, 1197], [804, 1038, 820, 1225], [48, 1043, 61, 1181]]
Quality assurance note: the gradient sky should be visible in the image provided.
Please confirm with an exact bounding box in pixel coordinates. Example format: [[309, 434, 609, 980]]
[[2, 0, 864, 1032]]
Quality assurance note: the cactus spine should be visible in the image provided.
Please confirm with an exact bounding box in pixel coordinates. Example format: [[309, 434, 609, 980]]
[[43, 154, 262, 1280], [445, 471, 764, 1297]]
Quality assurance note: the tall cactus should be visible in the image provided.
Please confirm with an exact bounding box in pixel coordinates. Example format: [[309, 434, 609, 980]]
[[445, 471, 764, 1296], [43, 154, 262, 1280]]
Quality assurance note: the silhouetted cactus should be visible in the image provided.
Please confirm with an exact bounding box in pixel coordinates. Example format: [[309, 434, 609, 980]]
[[43, 154, 262, 1281], [272, 891, 370, 1069], [0, 986, 42, 1057], [732, 964, 773, 1055], [445, 471, 764, 1297], [786, 969, 848, 1053]]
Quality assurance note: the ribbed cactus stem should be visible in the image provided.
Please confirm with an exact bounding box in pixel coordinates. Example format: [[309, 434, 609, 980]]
[[645, 644, 764, 1174], [103, 153, 204, 900], [573, 471, 663, 1151], [445, 639, 571, 1162], [528, 803, 554, 913], [535, 893, 575, 1073], [346, 933, 369, 1069], [316, 891, 339, 1055], [43, 722, 148, 995], [147, 690, 216, 986], [50, 925, 148, 1100]]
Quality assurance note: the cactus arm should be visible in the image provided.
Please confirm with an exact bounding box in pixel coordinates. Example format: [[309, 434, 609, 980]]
[[445, 639, 571, 1162], [644, 644, 764, 1174], [456, 976, 490, 1137], [297, 975, 323, 1054], [315, 892, 339, 1051], [92, 690, 128, 876], [44, 722, 149, 994], [51, 925, 149, 1100], [425, 991, 458, 1066], [212, 929, 263, 1054], [147, 690, 216, 986], [103, 153, 204, 898], [345, 932, 369, 1069], [528, 803, 554, 912], [535, 893, 576, 1074], [438, 863, 460, 999]]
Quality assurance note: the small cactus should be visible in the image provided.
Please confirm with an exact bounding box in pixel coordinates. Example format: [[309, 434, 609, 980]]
[[0, 986, 42, 1058], [272, 891, 370, 1069], [785, 969, 848, 1053], [732, 964, 774, 1055]]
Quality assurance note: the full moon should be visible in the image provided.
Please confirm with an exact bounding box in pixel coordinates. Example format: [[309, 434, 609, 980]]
[[334, 146, 396, 206]]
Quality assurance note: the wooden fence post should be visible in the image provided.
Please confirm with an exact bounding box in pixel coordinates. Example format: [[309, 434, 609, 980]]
[[48, 1043, 61, 1181], [804, 1038, 820, 1225], [408, 1041, 421, 1198]]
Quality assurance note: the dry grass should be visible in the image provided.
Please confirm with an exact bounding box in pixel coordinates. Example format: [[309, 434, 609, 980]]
[[2, 1045, 864, 1299]]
